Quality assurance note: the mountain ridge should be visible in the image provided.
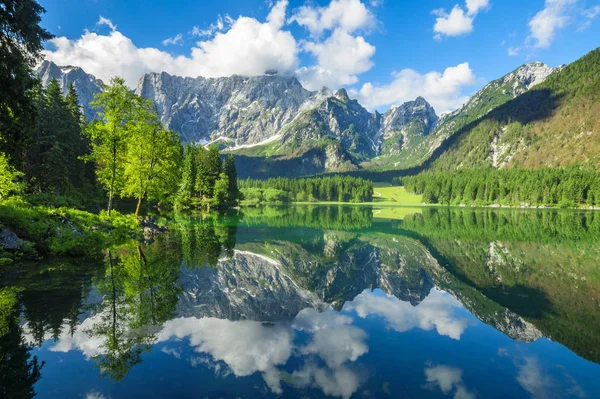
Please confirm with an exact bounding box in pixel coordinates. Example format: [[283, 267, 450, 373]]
[[36, 56, 568, 178]]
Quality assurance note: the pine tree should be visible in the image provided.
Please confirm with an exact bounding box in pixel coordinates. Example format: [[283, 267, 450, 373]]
[[41, 78, 71, 195], [177, 145, 197, 207], [223, 155, 239, 206]]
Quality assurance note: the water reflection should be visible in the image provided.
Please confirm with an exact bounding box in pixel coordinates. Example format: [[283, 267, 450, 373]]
[[1, 206, 599, 398]]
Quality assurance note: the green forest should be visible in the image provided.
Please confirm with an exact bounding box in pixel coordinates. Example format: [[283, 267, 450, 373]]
[[401, 168, 600, 208], [239, 176, 373, 204]]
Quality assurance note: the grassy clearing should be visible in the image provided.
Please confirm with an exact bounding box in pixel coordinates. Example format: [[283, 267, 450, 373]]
[[372, 186, 423, 206]]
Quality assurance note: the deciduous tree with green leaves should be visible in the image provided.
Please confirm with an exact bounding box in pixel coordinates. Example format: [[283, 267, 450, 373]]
[[122, 98, 181, 216], [85, 78, 136, 215]]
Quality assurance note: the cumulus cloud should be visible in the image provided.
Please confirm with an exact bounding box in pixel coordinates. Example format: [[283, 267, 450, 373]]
[[346, 289, 471, 340], [351, 63, 477, 114], [424, 365, 476, 399], [162, 33, 183, 46], [296, 29, 375, 90], [290, 0, 377, 90], [432, 0, 489, 39], [44, 2, 299, 87]]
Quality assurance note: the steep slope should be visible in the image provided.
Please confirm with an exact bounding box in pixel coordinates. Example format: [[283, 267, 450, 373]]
[[35, 60, 103, 120], [429, 47, 600, 170], [369, 62, 559, 170]]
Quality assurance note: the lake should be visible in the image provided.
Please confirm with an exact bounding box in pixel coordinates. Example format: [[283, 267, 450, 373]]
[[1, 205, 599, 398]]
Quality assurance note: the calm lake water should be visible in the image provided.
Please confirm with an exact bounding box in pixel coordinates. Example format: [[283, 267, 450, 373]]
[[2, 206, 600, 399]]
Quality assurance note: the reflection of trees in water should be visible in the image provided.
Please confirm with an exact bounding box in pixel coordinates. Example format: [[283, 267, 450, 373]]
[[0, 288, 44, 399], [87, 239, 182, 381], [177, 214, 237, 268], [401, 207, 600, 363], [240, 205, 373, 230]]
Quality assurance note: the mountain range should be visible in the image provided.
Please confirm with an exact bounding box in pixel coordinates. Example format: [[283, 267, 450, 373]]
[[36, 46, 600, 178]]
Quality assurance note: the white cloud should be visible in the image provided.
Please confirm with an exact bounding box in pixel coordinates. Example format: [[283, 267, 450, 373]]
[[351, 63, 477, 114], [528, 0, 578, 48], [162, 33, 183, 46], [44, 1, 299, 87], [425, 365, 476, 399], [289, 0, 376, 36], [432, 0, 489, 39], [346, 289, 471, 340], [97, 16, 116, 32], [289, 0, 378, 90], [296, 29, 375, 90]]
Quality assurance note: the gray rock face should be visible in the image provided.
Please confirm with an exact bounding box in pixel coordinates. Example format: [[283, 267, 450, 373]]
[[176, 250, 327, 322], [135, 72, 332, 144], [379, 97, 438, 156], [36, 60, 103, 120]]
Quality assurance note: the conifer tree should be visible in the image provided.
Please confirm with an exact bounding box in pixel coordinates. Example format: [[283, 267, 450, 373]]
[[223, 155, 239, 206]]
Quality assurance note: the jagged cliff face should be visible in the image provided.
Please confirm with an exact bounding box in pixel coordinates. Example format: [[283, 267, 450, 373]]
[[379, 96, 438, 156], [36, 60, 103, 120], [134, 71, 332, 144]]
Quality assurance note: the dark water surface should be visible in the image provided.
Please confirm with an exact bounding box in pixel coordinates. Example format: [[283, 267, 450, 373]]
[[2, 206, 600, 399]]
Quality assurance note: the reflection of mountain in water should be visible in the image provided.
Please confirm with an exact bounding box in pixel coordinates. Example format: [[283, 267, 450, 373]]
[[174, 224, 542, 345]]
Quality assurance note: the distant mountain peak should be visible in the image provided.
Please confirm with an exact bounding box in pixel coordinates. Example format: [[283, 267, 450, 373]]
[[36, 60, 103, 120]]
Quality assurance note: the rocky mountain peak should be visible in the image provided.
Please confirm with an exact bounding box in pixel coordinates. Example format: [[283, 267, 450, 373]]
[[507, 61, 556, 92], [383, 97, 438, 133], [335, 88, 350, 102], [35, 60, 103, 120]]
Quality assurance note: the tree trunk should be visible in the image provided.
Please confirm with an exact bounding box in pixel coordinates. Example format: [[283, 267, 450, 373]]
[[135, 196, 142, 217], [108, 137, 118, 216]]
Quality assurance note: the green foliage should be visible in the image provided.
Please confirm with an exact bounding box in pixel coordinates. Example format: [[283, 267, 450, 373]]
[[0, 0, 52, 166], [26, 78, 91, 195], [177, 144, 240, 210], [404, 167, 600, 207], [239, 176, 373, 204], [121, 98, 181, 214], [0, 197, 138, 258], [0, 152, 24, 199], [85, 77, 137, 214]]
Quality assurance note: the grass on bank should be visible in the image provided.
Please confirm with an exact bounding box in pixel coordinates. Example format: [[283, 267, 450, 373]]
[[0, 197, 138, 261]]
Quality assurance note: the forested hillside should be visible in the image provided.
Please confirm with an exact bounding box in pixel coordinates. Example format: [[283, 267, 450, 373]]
[[429, 47, 600, 171]]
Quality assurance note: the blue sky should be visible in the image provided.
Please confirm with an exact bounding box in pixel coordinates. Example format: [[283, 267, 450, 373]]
[[39, 0, 600, 113]]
